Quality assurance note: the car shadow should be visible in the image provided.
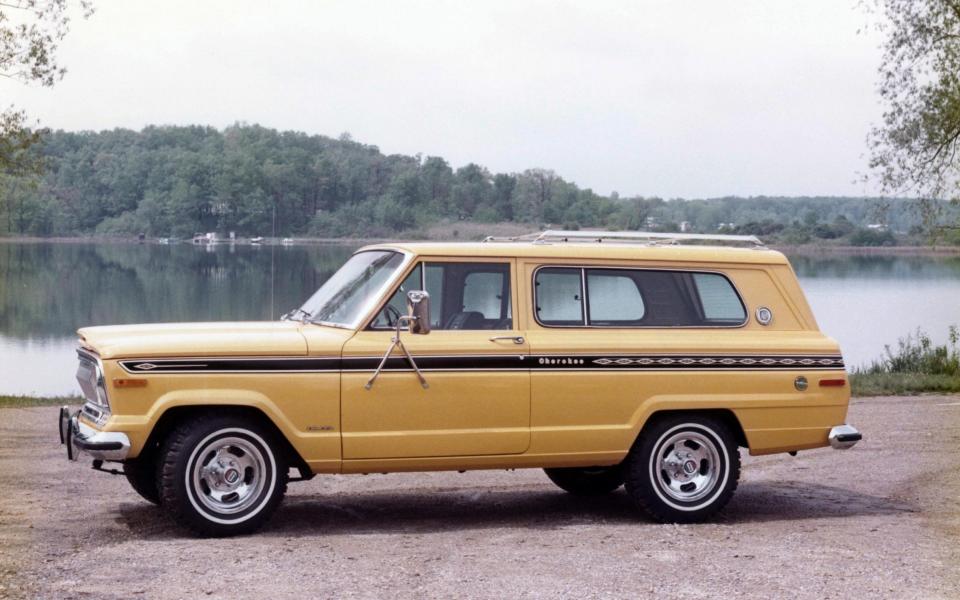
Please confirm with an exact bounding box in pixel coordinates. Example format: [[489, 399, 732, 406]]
[[721, 480, 918, 524], [113, 479, 918, 539]]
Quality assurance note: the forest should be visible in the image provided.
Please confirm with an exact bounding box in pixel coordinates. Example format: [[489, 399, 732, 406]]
[[1, 124, 956, 243]]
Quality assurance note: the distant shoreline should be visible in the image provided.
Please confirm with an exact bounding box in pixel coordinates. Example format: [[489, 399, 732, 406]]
[[2, 235, 959, 255], [772, 244, 960, 256]]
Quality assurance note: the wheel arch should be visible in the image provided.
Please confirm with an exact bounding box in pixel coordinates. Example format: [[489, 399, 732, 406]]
[[635, 408, 748, 450], [137, 403, 313, 480]]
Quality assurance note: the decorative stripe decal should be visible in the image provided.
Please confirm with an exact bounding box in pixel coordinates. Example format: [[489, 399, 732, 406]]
[[119, 354, 845, 374]]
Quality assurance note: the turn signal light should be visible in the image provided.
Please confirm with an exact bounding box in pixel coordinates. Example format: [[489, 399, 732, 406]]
[[819, 378, 846, 387], [113, 378, 147, 388]]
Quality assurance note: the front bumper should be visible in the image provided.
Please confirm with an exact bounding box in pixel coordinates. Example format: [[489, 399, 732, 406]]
[[828, 424, 862, 450], [59, 406, 130, 461]]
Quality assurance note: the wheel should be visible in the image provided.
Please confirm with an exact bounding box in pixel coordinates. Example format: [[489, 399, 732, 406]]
[[623, 415, 740, 523], [543, 466, 624, 496], [124, 456, 160, 505], [158, 414, 288, 536]]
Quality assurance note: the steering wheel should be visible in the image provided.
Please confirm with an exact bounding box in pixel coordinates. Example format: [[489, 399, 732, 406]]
[[383, 304, 402, 328]]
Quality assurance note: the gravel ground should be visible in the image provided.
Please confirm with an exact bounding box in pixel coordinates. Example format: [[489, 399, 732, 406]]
[[1, 396, 958, 599]]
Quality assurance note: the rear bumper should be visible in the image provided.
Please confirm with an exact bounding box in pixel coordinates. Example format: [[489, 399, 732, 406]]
[[828, 424, 862, 450], [59, 406, 130, 461]]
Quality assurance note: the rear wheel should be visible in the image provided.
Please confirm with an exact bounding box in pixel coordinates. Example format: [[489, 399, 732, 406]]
[[124, 456, 160, 505], [623, 415, 740, 523], [158, 414, 287, 536], [544, 466, 624, 496]]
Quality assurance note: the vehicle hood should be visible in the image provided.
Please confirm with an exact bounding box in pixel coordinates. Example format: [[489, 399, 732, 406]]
[[77, 321, 350, 359]]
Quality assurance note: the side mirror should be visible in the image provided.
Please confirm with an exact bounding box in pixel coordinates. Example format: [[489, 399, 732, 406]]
[[365, 291, 431, 391], [407, 290, 430, 334]]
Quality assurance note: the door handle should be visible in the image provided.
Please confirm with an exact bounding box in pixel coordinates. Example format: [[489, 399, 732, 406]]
[[490, 336, 525, 344]]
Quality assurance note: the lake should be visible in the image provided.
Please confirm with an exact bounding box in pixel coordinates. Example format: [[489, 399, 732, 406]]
[[1, 241, 958, 396]]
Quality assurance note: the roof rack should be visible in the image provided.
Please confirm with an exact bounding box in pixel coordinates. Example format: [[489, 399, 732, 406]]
[[483, 230, 765, 248]]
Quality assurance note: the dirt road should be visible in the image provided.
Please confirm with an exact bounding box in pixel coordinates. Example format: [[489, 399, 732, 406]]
[[1, 396, 958, 599]]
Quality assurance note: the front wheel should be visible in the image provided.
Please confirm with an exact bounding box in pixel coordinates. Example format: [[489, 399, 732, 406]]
[[158, 414, 287, 536], [124, 456, 160, 505], [623, 415, 740, 523]]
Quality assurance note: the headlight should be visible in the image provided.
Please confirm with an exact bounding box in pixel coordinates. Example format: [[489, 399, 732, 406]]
[[76, 349, 110, 419]]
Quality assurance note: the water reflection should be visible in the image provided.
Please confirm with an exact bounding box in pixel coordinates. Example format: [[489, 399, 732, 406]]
[[789, 254, 960, 280], [0, 242, 355, 339], [0, 242, 958, 395]]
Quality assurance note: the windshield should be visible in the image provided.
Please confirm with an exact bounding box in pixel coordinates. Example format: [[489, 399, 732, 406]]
[[298, 250, 405, 327]]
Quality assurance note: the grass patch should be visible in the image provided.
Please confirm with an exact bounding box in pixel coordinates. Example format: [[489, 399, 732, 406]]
[[0, 395, 82, 409], [851, 326, 960, 396], [850, 372, 960, 396]]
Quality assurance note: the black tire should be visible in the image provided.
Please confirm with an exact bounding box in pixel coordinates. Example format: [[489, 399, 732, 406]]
[[623, 414, 740, 523], [124, 456, 160, 505], [158, 414, 287, 537], [544, 466, 624, 496]]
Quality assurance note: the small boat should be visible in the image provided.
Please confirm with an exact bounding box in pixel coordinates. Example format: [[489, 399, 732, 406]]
[[281, 238, 294, 245], [250, 237, 264, 245]]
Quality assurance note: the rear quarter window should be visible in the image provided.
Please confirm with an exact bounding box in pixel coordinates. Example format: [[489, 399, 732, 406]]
[[534, 266, 746, 327], [693, 272, 747, 322]]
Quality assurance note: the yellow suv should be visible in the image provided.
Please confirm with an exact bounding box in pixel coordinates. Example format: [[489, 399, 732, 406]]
[[59, 231, 860, 536]]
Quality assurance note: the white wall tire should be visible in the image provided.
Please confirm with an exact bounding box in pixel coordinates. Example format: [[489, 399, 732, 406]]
[[159, 414, 288, 536], [624, 415, 740, 523]]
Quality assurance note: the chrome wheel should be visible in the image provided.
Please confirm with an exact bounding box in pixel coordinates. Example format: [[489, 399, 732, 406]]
[[651, 427, 724, 505], [162, 418, 288, 536], [189, 434, 270, 517], [625, 416, 739, 522]]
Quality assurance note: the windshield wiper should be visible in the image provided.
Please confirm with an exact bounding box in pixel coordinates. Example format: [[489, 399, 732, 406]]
[[281, 307, 312, 322]]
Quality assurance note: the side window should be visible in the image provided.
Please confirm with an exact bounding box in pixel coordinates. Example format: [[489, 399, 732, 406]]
[[693, 273, 746, 323], [463, 272, 506, 318], [534, 268, 584, 325], [586, 271, 645, 325], [371, 261, 512, 330], [535, 266, 745, 327], [370, 264, 422, 328], [425, 264, 444, 329], [432, 263, 512, 330]]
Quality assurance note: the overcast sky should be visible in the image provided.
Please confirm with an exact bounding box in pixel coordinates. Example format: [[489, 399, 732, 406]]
[[4, 0, 884, 199]]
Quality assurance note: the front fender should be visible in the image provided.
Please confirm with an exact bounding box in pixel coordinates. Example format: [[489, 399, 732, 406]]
[[107, 389, 295, 454], [102, 388, 340, 471]]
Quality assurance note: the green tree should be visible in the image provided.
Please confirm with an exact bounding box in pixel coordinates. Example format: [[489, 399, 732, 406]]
[[866, 0, 960, 233], [1, 0, 93, 174], [4, 124, 958, 238], [450, 163, 492, 218], [420, 156, 453, 214], [492, 173, 516, 220]]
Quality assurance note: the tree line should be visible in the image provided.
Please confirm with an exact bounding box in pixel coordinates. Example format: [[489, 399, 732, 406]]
[[0, 124, 956, 242]]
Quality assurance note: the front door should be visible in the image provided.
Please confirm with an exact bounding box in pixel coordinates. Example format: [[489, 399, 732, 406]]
[[340, 258, 530, 459]]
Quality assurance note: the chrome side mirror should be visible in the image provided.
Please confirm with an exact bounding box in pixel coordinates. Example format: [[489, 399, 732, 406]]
[[365, 290, 431, 391], [407, 290, 430, 334]]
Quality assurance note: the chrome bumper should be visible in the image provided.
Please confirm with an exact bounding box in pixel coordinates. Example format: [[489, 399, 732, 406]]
[[59, 406, 130, 461], [828, 424, 862, 450]]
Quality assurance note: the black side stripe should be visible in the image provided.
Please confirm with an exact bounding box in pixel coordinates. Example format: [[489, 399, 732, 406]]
[[119, 354, 845, 374]]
